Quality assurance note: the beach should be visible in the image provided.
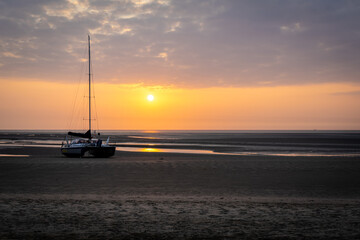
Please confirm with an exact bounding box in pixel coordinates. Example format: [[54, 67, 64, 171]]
[[2, 0, 360, 238], [1, 134, 360, 239]]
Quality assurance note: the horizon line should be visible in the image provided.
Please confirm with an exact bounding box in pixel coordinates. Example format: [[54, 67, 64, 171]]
[[0, 129, 360, 132]]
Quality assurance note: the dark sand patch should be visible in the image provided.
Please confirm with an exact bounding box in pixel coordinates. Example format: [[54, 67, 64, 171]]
[[1, 196, 359, 239]]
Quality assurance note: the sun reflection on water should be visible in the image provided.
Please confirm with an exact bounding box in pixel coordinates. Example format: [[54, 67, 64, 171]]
[[141, 148, 161, 152]]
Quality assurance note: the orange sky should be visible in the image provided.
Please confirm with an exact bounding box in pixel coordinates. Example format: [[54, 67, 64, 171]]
[[1, 79, 359, 130], [1, 1, 360, 130]]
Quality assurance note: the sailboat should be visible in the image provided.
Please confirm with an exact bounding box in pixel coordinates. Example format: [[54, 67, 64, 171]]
[[61, 35, 116, 158]]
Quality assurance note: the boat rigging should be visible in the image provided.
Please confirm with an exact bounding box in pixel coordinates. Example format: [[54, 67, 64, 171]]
[[61, 35, 116, 158]]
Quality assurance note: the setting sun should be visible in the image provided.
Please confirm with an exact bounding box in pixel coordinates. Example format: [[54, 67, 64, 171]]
[[147, 94, 154, 101]]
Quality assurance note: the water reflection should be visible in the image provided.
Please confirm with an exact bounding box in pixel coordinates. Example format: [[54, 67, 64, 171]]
[[0, 154, 29, 157], [0, 140, 359, 157], [141, 148, 160, 152], [117, 147, 360, 157], [118, 147, 215, 155]]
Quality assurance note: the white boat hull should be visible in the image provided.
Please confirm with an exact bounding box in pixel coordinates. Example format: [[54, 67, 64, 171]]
[[61, 147, 86, 157]]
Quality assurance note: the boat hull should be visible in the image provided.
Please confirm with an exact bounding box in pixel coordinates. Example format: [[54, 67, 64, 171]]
[[88, 146, 116, 158], [61, 147, 86, 157], [61, 146, 116, 158]]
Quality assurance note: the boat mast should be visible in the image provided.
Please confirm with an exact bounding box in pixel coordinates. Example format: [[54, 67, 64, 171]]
[[88, 35, 91, 137]]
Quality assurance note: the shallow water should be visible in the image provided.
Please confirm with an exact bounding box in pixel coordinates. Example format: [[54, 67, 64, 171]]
[[1, 130, 359, 157], [1, 141, 359, 157], [116, 146, 360, 157], [0, 154, 29, 157]]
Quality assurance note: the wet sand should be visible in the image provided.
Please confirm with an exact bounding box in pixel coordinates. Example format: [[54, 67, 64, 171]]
[[1, 146, 360, 239]]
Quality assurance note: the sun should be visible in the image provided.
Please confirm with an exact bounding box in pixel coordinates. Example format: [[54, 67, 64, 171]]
[[147, 94, 154, 101]]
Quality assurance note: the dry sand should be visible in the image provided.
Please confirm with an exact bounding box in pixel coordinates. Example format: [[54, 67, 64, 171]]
[[1, 146, 360, 239]]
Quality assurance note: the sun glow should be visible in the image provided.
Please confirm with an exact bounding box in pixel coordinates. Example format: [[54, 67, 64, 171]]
[[141, 148, 160, 152], [147, 94, 154, 101], [1, 79, 360, 130]]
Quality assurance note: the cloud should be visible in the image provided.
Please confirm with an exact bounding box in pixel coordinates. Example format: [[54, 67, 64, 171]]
[[3, 52, 22, 58], [280, 22, 305, 33], [0, 0, 360, 88]]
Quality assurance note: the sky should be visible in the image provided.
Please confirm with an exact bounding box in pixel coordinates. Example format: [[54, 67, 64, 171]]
[[1, 0, 360, 130]]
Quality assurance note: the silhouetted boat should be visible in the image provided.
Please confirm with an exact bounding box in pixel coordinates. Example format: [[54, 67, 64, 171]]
[[61, 35, 115, 158]]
